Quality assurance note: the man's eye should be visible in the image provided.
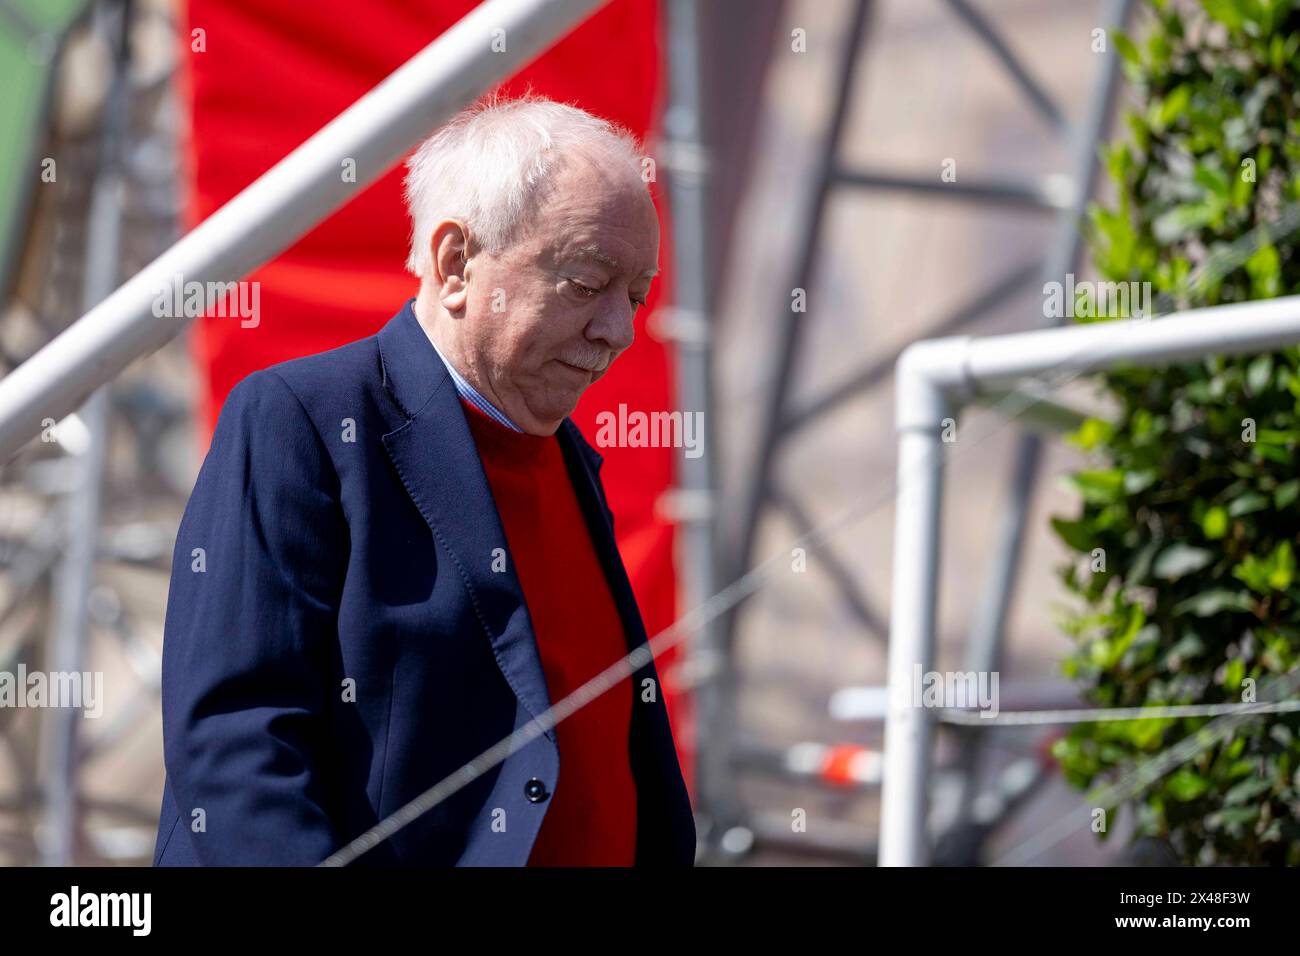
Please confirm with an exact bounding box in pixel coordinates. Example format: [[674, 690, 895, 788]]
[[569, 280, 600, 297]]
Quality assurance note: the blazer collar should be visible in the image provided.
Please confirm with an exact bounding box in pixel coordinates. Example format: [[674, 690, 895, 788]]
[[376, 298, 453, 420]]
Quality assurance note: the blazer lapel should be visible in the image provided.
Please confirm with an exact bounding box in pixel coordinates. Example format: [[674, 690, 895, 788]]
[[376, 300, 554, 739], [556, 419, 694, 857], [555, 423, 641, 652]]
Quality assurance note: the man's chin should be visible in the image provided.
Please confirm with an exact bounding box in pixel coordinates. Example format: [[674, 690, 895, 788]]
[[521, 393, 582, 432]]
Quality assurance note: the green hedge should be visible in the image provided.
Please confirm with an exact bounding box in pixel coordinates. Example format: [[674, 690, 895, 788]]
[[1051, 0, 1300, 865]]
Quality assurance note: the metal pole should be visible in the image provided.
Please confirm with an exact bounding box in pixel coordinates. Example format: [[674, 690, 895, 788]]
[[40, 0, 130, 866], [727, 0, 872, 595], [964, 293, 1300, 385], [0, 0, 608, 462], [879, 344, 957, 867], [833, 168, 1072, 212], [662, 0, 724, 852]]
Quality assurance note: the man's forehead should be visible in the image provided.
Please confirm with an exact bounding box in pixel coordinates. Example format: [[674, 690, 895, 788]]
[[577, 243, 621, 270], [555, 239, 659, 278]]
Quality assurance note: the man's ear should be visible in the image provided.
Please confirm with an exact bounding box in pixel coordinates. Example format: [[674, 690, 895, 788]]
[[431, 219, 471, 312]]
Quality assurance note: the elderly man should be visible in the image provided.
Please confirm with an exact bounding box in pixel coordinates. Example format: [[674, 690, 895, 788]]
[[152, 95, 695, 866]]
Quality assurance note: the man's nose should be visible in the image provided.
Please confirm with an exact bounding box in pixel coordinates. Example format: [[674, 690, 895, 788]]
[[586, 298, 636, 352]]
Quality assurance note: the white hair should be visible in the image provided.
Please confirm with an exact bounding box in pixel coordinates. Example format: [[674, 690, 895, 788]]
[[402, 93, 648, 278]]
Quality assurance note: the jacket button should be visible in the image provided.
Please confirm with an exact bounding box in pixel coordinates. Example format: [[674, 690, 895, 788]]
[[524, 778, 549, 803]]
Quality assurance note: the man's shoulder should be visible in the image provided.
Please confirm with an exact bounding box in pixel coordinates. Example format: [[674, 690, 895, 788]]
[[261, 333, 383, 401], [218, 331, 389, 428]]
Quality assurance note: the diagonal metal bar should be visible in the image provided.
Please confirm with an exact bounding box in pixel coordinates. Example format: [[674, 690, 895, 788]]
[[773, 484, 887, 641], [943, 0, 1068, 133], [725, 0, 874, 594], [834, 166, 1073, 213], [40, 0, 130, 866], [781, 257, 1042, 435]]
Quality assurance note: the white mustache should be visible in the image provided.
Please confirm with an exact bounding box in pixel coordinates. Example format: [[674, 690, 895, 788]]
[[559, 352, 611, 372]]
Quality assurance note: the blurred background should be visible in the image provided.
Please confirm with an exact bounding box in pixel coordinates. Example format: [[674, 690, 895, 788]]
[[0, 0, 1172, 866]]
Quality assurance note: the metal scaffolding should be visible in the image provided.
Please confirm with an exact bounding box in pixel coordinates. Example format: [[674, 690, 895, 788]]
[[697, 0, 1135, 863]]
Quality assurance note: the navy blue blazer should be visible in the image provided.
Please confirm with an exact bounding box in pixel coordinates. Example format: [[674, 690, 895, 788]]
[[153, 298, 696, 866]]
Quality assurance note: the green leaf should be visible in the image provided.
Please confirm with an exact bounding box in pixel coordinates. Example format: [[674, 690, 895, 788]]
[[1255, 428, 1297, 444], [1209, 806, 1260, 829], [1153, 204, 1217, 242], [1275, 479, 1300, 509], [1194, 162, 1230, 200], [1124, 469, 1159, 494], [1126, 537, 1158, 585], [1067, 469, 1127, 505], [1228, 491, 1269, 517], [1223, 656, 1245, 692], [1245, 243, 1281, 299], [1067, 416, 1114, 451], [1172, 589, 1252, 617], [1247, 354, 1274, 394], [1232, 541, 1295, 593], [1201, 505, 1229, 539], [1155, 84, 1192, 130], [1270, 540, 1295, 590], [1201, 0, 1244, 30], [1153, 543, 1214, 579], [1051, 516, 1096, 552], [1167, 768, 1210, 801], [1225, 777, 1271, 805], [1112, 30, 1141, 65]]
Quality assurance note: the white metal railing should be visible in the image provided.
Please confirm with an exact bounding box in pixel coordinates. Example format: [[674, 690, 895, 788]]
[[879, 292, 1300, 866], [0, 0, 608, 462]]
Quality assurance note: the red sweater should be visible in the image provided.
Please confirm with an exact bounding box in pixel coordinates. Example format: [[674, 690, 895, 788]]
[[460, 399, 638, 865]]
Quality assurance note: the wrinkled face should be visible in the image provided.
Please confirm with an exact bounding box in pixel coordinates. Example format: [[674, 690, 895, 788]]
[[453, 157, 659, 433]]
